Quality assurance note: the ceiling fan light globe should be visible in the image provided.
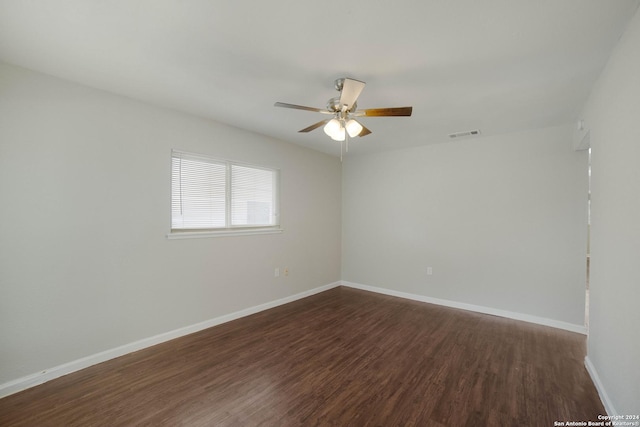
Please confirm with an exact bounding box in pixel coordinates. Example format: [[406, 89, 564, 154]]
[[346, 119, 363, 137], [330, 125, 346, 141], [323, 118, 341, 137]]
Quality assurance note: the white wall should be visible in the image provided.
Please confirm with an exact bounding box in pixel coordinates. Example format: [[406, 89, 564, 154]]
[[0, 62, 342, 385], [342, 125, 588, 327], [580, 6, 640, 414]]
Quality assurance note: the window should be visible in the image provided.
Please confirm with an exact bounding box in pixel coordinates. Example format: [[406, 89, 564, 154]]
[[170, 150, 280, 237]]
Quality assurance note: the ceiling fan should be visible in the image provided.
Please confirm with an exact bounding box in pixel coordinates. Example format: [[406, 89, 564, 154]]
[[274, 78, 412, 147]]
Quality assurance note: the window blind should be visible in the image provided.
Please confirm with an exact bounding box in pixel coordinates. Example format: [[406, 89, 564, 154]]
[[231, 164, 275, 226], [171, 150, 278, 231]]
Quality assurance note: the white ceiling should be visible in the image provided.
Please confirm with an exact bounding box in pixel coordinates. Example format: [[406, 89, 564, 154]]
[[1, 0, 638, 156]]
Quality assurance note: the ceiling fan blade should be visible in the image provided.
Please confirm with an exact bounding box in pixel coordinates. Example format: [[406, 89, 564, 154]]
[[274, 102, 331, 114], [358, 125, 372, 137], [359, 106, 413, 117], [339, 78, 366, 111], [299, 119, 330, 133]]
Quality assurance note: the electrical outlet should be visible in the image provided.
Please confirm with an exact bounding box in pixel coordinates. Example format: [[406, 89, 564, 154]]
[[275, 268, 280, 278], [427, 267, 433, 276]]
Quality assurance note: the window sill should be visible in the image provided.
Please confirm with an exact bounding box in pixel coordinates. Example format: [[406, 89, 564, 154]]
[[166, 228, 283, 240]]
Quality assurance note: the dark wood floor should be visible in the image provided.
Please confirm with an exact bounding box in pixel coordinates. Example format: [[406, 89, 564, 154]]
[[0, 287, 604, 426]]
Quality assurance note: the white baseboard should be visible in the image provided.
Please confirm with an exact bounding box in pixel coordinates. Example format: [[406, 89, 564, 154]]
[[0, 281, 341, 399], [585, 356, 616, 416], [341, 281, 587, 335]]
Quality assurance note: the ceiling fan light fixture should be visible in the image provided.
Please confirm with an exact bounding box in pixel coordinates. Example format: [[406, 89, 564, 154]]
[[346, 119, 363, 137], [330, 126, 346, 142], [324, 118, 345, 141], [323, 118, 341, 137]]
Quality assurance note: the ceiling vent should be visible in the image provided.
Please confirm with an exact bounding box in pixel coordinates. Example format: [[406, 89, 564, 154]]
[[448, 129, 481, 139]]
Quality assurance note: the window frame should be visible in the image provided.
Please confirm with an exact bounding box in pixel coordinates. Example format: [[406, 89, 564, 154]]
[[168, 149, 282, 239]]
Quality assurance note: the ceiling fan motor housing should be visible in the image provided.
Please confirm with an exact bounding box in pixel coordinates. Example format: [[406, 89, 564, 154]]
[[327, 97, 357, 113]]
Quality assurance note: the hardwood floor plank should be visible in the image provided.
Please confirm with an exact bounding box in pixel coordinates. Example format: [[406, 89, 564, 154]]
[[0, 287, 605, 426]]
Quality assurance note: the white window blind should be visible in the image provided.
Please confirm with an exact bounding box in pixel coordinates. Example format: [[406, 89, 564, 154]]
[[171, 150, 279, 232], [231, 164, 275, 227]]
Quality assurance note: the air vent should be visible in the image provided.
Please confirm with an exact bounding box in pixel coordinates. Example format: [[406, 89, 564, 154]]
[[448, 129, 481, 139]]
